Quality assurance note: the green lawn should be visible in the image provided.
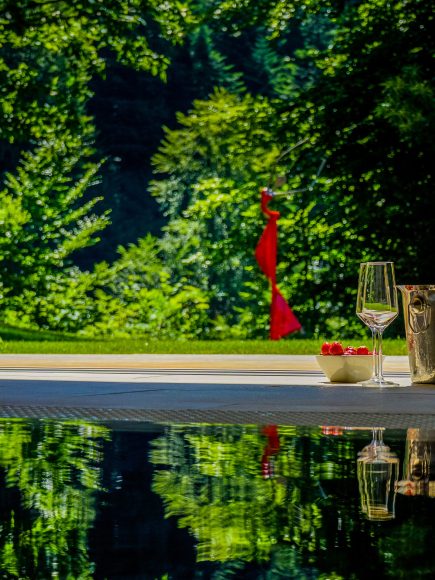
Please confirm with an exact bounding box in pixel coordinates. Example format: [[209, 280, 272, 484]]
[[0, 335, 408, 355]]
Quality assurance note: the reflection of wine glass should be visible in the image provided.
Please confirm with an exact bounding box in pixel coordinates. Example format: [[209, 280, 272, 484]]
[[357, 428, 399, 521], [356, 262, 401, 387]]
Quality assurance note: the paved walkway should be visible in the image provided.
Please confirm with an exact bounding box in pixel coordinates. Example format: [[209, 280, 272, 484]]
[[1, 354, 435, 427]]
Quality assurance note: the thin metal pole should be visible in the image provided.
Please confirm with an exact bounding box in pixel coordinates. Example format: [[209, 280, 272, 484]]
[[267, 157, 327, 197]]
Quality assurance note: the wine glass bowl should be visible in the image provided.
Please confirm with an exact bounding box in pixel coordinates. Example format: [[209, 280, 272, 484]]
[[356, 262, 401, 387]]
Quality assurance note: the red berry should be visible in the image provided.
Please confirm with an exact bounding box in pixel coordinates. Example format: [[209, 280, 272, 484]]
[[321, 342, 331, 355], [356, 346, 370, 355], [329, 342, 344, 355], [344, 346, 357, 355]]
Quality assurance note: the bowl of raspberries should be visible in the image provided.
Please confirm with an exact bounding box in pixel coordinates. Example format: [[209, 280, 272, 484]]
[[316, 341, 379, 383]]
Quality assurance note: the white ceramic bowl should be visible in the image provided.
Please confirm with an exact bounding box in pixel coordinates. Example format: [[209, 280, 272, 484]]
[[315, 355, 379, 383]]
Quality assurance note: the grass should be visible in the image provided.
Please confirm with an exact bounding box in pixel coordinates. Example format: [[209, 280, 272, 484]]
[[0, 335, 408, 355], [0, 323, 407, 355], [0, 324, 82, 342]]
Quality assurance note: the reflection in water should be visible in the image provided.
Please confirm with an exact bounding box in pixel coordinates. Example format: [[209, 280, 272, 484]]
[[150, 424, 435, 578], [149, 424, 380, 576], [396, 428, 435, 497], [1, 420, 435, 578], [357, 429, 399, 521], [0, 419, 109, 578], [150, 424, 340, 567]]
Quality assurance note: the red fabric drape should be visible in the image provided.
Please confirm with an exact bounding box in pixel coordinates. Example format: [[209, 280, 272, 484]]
[[261, 425, 280, 479], [255, 188, 301, 340]]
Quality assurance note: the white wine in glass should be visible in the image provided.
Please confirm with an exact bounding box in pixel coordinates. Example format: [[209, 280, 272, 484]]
[[356, 261, 402, 387]]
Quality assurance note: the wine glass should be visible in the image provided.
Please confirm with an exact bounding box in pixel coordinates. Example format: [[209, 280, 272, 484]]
[[356, 262, 401, 387], [357, 428, 399, 521]]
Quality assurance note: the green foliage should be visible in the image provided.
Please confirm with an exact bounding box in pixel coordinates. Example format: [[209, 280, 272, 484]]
[[0, 232, 211, 336], [251, 34, 299, 98], [0, 323, 79, 342], [148, 0, 435, 338], [151, 90, 284, 337], [0, 0, 196, 334], [150, 424, 362, 576], [0, 0, 433, 340], [150, 87, 362, 337], [0, 133, 109, 329], [79, 235, 210, 338], [0, 0, 193, 142], [298, 0, 435, 281], [0, 419, 109, 578], [204, 0, 326, 37], [187, 25, 244, 97]]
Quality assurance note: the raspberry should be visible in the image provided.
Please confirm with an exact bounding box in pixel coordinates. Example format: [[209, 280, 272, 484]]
[[329, 342, 344, 355], [344, 346, 357, 355], [321, 342, 331, 355], [356, 346, 370, 355]]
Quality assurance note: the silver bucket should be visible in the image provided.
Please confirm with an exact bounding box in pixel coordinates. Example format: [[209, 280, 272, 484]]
[[398, 285, 435, 384]]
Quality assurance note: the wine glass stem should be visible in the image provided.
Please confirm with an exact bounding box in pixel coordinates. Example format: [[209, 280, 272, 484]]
[[372, 428, 384, 447], [373, 329, 384, 383], [371, 329, 378, 377]]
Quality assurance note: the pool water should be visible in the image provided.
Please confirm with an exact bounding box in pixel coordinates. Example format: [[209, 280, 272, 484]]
[[0, 419, 434, 579]]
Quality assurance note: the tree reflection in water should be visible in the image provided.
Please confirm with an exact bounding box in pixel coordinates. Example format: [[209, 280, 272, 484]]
[[150, 424, 360, 577], [150, 424, 435, 579], [0, 419, 109, 579], [1, 421, 435, 578]]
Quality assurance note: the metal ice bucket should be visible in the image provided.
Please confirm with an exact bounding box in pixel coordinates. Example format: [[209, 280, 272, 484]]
[[398, 285, 435, 384]]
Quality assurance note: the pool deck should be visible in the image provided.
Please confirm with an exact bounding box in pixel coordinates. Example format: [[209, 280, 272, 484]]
[[1, 354, 435, 427]]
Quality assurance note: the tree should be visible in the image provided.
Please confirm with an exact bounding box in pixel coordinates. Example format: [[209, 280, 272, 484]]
[[77, 235, 211, 338], [150, 90, 288, 337], [150, 423, 367, 577], [149, 0, 435, 337], [0, 0, 192, 144], [150, 87, 356, 337], [0, 133, 109, 329], [0, 0, 195, 330]]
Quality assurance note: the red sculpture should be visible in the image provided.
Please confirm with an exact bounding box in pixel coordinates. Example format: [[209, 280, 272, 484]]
[[255, 188, 301, 339]]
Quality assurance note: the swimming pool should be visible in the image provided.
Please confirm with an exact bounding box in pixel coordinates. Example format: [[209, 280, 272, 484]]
[[0, 419, 433, 578]]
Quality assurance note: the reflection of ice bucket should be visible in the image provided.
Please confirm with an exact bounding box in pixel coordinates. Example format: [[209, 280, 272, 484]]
[[396, 428, 435, 497], [397, 285, 435, 384]]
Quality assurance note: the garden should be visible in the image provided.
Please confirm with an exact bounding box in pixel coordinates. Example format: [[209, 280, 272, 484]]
[[0, 0, 433, 353]]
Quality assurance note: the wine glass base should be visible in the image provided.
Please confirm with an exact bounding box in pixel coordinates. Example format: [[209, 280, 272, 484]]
[[359, 378, 404, 388]]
